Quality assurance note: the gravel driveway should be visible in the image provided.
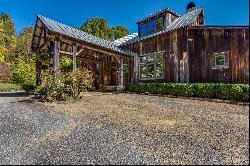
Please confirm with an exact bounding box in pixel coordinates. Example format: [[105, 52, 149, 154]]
[[0, 93, 249, 165]]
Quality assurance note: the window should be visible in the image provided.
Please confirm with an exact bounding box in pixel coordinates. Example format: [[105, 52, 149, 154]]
[[140, 53, 164, 80], [212, 53, 229, 69], [139, 16, 165, 37]]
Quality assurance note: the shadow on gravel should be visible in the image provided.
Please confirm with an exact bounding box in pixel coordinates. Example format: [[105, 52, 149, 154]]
[[16, 99, 35, 103], [0, 91, 27, 97]]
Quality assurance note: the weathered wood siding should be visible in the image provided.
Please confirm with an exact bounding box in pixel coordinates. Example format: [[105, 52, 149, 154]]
[[188, 27, 249, 84], [122, 26, 249, 84]]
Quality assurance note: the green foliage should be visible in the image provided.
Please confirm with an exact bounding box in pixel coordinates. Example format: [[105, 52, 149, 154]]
[[43, 69, 93, 101], [8, 26, 34, 63], [7, 26, 36, 91], [80, 17, 129, 41], [195, 83, 249, 102], [37, 54, 49, 63], [0, 12, 16, 61], [0, 82, 22, 92], [0, 13, 15, 37], [111, 26, 129, 40], [11, 59, 35, 91], [80, 17, 111, 40], [35, 85, 46, 94], [60, 55, 73, 72], [125, 83, 249, 102]]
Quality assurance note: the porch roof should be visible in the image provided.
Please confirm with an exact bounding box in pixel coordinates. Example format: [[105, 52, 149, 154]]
[[31, 15, 135, 56]]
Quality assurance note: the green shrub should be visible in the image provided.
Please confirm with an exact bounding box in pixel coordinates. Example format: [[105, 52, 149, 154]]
[[43, 69, 93, 101], [11, 60, 36, 92], [35, 85, 46, 94], [125, 83, 249, 102]]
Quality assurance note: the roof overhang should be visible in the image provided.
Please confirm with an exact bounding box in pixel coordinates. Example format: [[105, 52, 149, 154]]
[[31, 15, 135, 57]]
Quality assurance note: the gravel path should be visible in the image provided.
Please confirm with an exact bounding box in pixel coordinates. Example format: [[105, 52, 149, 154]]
[[0, 93, 249, 165]]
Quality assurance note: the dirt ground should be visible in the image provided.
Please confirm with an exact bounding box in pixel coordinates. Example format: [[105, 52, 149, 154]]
[[0, 92, 249, 165], [45, 92, 249, 165]]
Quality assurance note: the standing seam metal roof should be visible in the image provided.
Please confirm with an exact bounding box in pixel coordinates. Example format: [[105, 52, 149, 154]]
[[37, 15, 134, 56]]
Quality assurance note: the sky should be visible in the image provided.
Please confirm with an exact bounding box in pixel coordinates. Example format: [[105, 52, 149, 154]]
[[0, 0, 249, 34]]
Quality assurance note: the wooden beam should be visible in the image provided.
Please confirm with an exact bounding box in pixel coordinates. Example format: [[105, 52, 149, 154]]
[[58, 37, 122, 59], [73, 43, 77, 72], [120, 58, 124, 88], [77, 56, 102, 63], [53, 37, 60, 72], [76, 48, 85, 56], [36, 59, 42, 86], [37, 28, 44, 50], [37, 39, 50, 52], [81, 55, 100, 61], [133, 53, 139, 83], [60, 50, 73, 56]]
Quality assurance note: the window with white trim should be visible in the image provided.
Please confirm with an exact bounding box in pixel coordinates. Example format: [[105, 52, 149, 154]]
[[140, 53, 164, 80], [212, 53, 229, 69]]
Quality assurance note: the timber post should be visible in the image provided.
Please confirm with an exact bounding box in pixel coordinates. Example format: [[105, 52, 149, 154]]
[[36, 58, 42, 86], [120, 58, 124, 88], [53, 37, 60, 72], [133, 53, 139, 83], [72, 43, 77, 72]]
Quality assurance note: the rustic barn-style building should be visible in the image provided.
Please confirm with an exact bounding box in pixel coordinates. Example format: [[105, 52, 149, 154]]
[[32, 4, 249, 89]]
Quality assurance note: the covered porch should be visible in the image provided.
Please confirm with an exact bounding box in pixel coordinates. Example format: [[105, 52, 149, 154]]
[[31, 15, 134, 90]]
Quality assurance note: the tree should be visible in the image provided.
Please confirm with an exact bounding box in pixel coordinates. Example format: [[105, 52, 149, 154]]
[[0, 21, 8, 61], [0, 12, 16, 61], [9, 26, 36, 90], [8, 26, 34, 63], [111, 25, 129, 40], [80, 17, 129, 41], [0, 13, 15, 37], [80, 17, 112, 40]]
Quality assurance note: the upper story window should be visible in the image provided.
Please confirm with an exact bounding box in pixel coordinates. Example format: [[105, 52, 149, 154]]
[[138, 16, 165, 37], [212, 52, 229, 69]]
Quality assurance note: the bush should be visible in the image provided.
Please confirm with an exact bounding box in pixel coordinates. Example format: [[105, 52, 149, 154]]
[[42, 69, 93, 101], [0, 82, 23, 92], [11, 60, 36, 92], [0, 61, 12, 82], [125, 83, 249, 102], [35, 85, 46, 94]]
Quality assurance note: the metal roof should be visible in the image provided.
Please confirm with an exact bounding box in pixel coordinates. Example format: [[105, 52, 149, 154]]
[[167, 8, 202, 31], [137, 8, 180, 24], [37, 15, 134, 56], [120, 8, 203, 46], [113, 33, 138, 46]]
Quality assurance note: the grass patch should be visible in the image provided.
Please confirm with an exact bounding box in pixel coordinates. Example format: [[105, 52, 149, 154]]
[[0, 82, 23, 92]]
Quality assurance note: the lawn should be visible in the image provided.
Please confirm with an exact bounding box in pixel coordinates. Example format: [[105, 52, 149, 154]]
[[0, 82, 23, 92]]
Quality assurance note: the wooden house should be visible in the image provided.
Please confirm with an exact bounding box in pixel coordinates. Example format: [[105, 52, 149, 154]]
[[32, 4, 249, 88]]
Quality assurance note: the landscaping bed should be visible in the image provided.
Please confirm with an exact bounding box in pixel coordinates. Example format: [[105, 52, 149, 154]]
[[125, 83, 249, 102]]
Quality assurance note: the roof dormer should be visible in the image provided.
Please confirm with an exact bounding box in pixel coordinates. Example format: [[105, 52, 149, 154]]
[[137, 8, 180, 37]]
